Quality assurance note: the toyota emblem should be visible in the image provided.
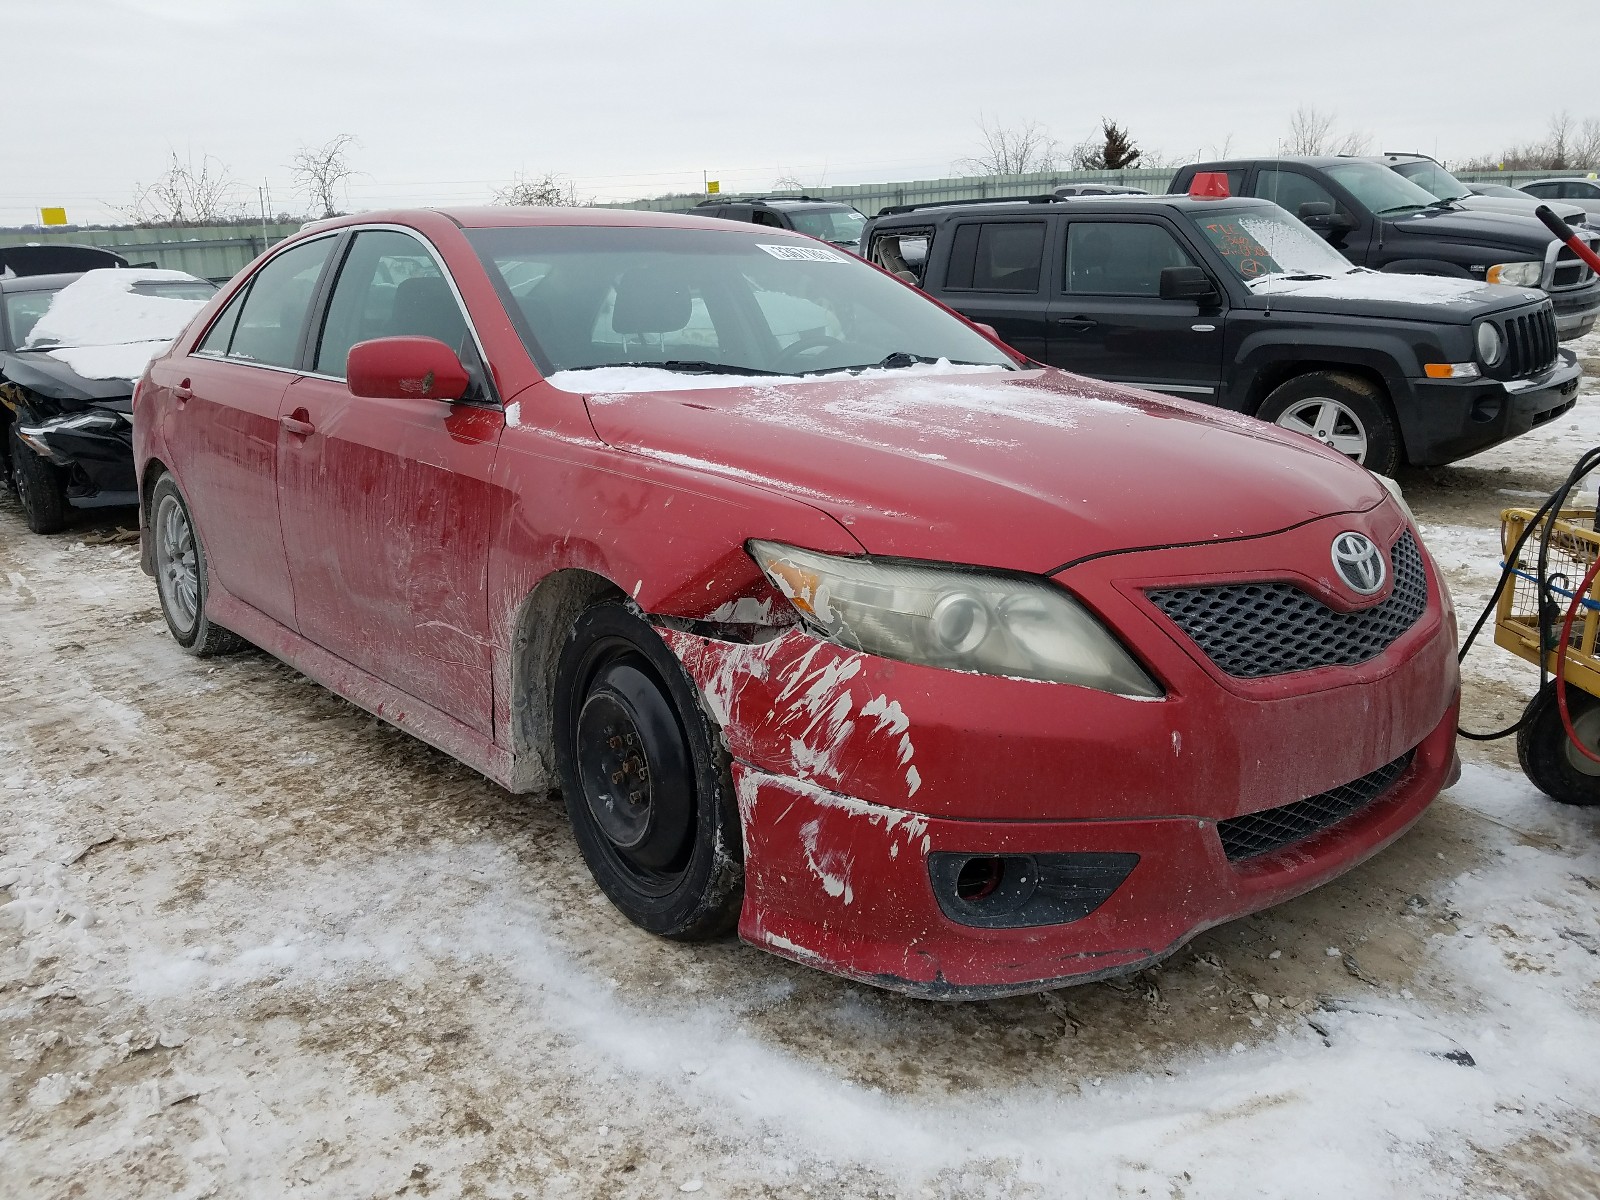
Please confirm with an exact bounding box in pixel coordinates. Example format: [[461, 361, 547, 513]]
[[1332, 532, 1386, 595]]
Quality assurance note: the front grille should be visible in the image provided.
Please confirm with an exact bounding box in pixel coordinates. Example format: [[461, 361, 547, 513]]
[[1551, 237, 1600, 290], [1502, 306, 1559, 379], [1218, 750, 1415, 862], [1146, 532, 1427, 678]]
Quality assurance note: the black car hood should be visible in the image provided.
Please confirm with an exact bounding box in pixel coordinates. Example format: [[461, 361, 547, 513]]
[[1387, 206, 1558, 253], [0, 245, 128, 277], [0, 351, 133, 404], [1244, 271, 1540, 323]]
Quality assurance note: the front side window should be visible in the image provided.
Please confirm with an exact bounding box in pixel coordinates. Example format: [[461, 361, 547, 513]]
[[785, 207, 867, 247], [468, 225, 1020, 380], [945, 221, 1046, 292], [1522, 183, 1556, 198], [1321, 162, 1439, 215], [1253, 169, 1348, 223], [1065, 222, 1198, 296], [314, 230, 468, 377], [227, 237, 336, 368]]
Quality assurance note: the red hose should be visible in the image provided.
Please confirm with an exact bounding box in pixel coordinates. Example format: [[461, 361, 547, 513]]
[[1556, 555, 1600, 763]]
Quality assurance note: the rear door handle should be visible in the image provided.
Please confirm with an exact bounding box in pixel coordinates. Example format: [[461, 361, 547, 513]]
[[280, 411, 316, 437], [1054, 317, 1098, 331]]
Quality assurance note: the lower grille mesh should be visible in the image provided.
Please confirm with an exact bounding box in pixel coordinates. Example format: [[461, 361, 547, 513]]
[[1218, 750, 1415, 862]]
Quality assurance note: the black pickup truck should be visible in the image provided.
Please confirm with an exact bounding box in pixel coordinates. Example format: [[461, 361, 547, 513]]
[[1169, 157, 1600, 340], [862, 193, 1580, 474]]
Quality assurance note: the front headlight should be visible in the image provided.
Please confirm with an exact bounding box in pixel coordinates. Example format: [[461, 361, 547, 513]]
[[1485, 261, 1542, 287], [749, 540, 1162, 697], [1374, 471, 1416, 525], [1475, 320, 1506, 367]]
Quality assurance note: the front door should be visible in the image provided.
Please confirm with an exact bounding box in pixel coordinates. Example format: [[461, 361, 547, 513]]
[[167, 234, 339, 629], [276, 228, 505, 735], [1046, 218, 1226, 400]]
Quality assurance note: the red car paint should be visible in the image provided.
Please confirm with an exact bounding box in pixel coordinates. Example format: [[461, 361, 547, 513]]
[[135, 207, 1459, 998]]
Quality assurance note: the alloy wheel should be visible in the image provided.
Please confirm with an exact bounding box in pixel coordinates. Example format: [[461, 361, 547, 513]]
[[1274, 397, 1369, 463], [155, 493, 200, 635]]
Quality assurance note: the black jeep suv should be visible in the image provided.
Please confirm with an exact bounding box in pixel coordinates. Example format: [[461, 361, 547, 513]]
[[695, 196, 867, 253], [862, 194, 1579, 474], [1169, 157, 1600, 339]]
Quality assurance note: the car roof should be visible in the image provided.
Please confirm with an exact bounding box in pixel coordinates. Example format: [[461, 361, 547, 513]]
[[306, 206, 796, 234], [1527, 177, 1598, 184], [873, 194, 1278, 221], [0, 271, 86, 293], [1184, 156, 1368, 170]]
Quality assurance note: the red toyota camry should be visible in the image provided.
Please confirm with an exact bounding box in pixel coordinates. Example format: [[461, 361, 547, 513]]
[[133, 207, 1459, 998]]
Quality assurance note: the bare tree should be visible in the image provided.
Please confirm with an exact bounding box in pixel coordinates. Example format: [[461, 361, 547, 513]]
[[494, 171, 586, 206], [771, 173, 808, 192], [1574, 118, 1600, 170], [290, 134, 359, 219], [1281, 106, 1337, 155], [1457, 110, 1600, 171], [1547, 110, 1573, 171], [954, 115, 1060, 176], [1206, 133, 1236, 160], [118, 152, 241, 225]]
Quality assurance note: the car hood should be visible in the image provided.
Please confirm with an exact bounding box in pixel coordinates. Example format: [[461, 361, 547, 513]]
[[0, 350, 134, 404], [574, 367, 1386, 572], [1455, 195, 1586, 224], [1388, 205, 1558, 252], [1244, 270, 1539, 322]]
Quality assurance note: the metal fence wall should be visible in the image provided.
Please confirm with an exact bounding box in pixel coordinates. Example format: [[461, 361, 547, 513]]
[[606, 167, 1592, 217], [0, 222, 301, 282]]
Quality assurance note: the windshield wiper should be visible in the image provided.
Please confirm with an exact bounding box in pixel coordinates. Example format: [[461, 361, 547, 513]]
[[582, 359, 781, 376], [812, 351, 1013, 375], [1427, 197, 1461, 209], [1377, 203, 1429, 215]]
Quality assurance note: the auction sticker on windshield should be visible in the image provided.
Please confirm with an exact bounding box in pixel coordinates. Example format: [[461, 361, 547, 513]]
[[757, 244, 847, 262]]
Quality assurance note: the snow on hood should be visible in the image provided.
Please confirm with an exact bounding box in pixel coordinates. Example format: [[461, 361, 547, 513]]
[[578, 367, 1387, 571], [545, 359, 1012, 394], [1248, 268, 1502, 306], [24, 269, 209, 382]]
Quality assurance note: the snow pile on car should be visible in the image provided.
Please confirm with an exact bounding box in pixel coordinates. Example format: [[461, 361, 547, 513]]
[[23, 269, 209, 382]]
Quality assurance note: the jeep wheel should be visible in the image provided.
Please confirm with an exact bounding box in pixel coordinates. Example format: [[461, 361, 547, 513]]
[[9, 424, 69, 534], [1257, 372, 1401, 476]]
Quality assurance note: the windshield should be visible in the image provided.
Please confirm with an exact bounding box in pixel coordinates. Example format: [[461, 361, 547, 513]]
[[1323, 162, 1441, 215], [1391, 161, 1471, 202], [783, 207, 867, 246], [3, 288, 64, 347], [1187, 205, 1360, 284], [468, 225, 1019, 379], [22, 270, 215, 350]]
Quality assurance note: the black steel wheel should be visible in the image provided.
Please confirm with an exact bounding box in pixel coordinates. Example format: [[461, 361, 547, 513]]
[[149, 474, 247, 658], [1517, 683, 1600, 807], [1257, 371, 1402, 476], [553, 602, 743, 939], [9, 424, 68, 534]]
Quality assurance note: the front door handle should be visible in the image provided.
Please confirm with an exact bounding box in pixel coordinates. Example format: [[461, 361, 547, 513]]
[[1054, 317, 1098, 331], [174, 380, 193, 402], [281, 410, 316, 437]]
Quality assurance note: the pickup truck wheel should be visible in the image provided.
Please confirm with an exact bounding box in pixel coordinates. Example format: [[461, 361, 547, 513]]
[[9, 424, 69, 534], [150, 475, 247, 657], [553, 602, 743, 941], [1257, 372, 1401, 476]]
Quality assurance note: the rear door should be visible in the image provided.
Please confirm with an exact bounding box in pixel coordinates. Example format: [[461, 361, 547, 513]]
[[171, 235, 339, 629], [936, 217, 1052, 360], [1045, 216, 1225, 399], [276, 226, 504, 735]]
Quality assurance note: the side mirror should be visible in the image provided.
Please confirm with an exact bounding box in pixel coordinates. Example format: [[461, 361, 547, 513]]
[[347, 336, 470, 402], [973, 322, 1000, 340], [1299, 203, 1356, 236], [1159, 266, 1217, 301]]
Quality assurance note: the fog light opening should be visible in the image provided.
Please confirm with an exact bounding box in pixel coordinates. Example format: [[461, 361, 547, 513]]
[[1470, 395, 1504, 424], [955, 856, 1005, 902]]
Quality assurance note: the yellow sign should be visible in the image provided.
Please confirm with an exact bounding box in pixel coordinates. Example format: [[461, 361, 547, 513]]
[[39, 207, 67, 226], [706, 180, 721, 194]]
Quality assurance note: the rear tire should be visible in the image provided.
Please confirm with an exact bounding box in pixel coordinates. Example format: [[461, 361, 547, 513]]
[[1517, 684, 1600, 807], [149, 474, 247, 658], [553, 602, 743, 940], [1257, 371, 1402, 476], [9, 424, 69, 534]]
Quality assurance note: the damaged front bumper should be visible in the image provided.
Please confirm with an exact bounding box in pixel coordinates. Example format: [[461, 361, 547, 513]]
[[13, 405, 137, 506]]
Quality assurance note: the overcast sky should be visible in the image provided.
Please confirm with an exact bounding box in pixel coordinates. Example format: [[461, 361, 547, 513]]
[[7, 0, 1593, 226]]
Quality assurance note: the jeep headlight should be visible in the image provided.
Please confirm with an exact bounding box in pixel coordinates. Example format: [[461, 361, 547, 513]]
[[749, 540, 1161, 697], [1475, 320, 1506, 367], [1485, 261, 1542, 287]]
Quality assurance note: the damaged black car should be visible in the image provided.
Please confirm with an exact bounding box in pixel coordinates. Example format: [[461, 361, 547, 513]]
[[1, 257, 214, 533]]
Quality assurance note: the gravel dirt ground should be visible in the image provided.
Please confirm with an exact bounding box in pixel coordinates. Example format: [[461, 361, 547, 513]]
[[4, 352, 1600, 1199]]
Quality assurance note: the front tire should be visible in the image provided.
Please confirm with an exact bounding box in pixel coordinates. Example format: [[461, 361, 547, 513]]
[[149, 474, 246, 657], [9, 424, 69, 534], [1517, 684, 1600, 807], [1257, 371, 1402, 476], [553, 602, 743, 940]]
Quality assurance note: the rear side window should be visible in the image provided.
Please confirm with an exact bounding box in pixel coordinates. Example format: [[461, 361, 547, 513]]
[[1065, 222, 1198, 295], [869, 228, 932, 286], [945, 221, 1046, 292], [314, 229, 467, 377], [227, 237, 336, 368]]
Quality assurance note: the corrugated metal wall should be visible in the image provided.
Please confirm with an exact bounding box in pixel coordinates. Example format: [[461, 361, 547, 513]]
[[0, 223, 301, 282]]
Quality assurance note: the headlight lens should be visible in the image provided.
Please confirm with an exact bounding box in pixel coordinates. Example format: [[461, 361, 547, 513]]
[[749, 540, 1162, 697], [1485, 261, 1543, 287], [1374, 471, 1416, 525], [1475, 320, 1506, 367]]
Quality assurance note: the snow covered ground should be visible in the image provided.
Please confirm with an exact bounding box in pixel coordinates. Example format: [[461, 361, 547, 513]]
[[4, 365, 1600, 1198]]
